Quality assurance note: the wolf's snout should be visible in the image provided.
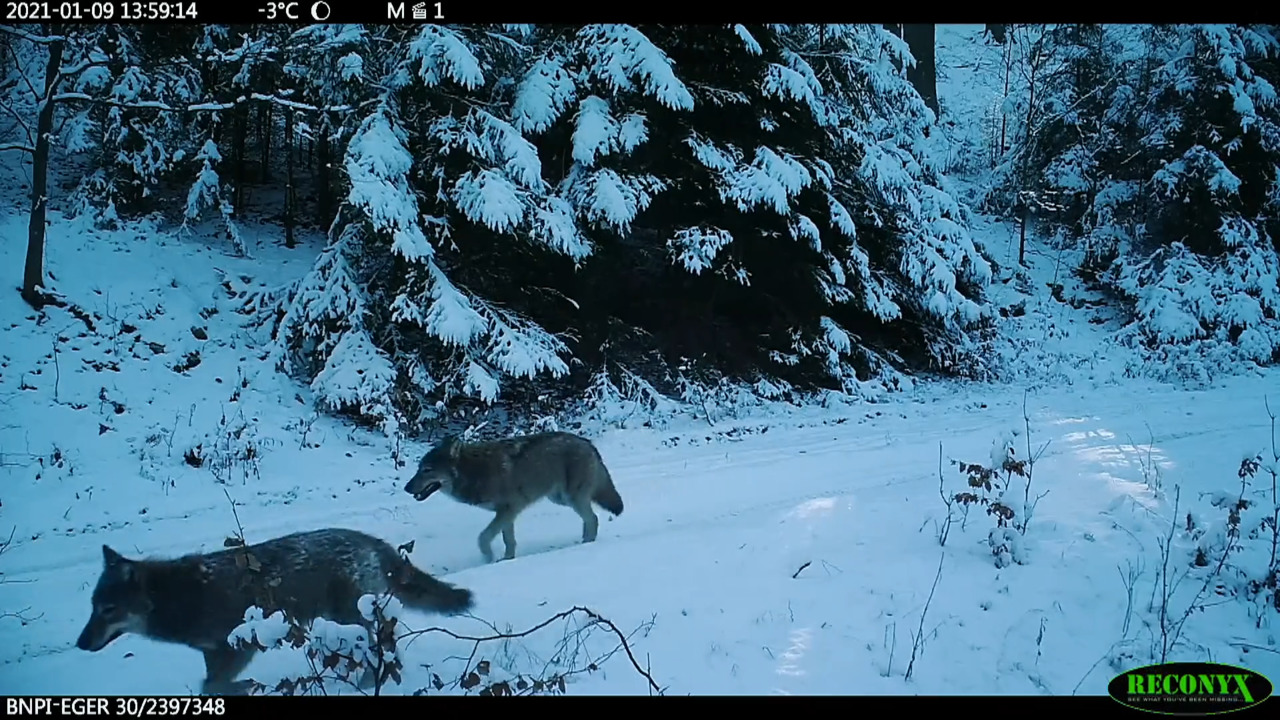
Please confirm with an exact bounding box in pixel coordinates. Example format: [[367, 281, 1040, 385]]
[[405, 477, 442, 502], [75, 623, 105, 652]]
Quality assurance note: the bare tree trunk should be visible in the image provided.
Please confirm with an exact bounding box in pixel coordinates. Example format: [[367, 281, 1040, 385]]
[[1018, 35, 1044, 259], [1000, 34, 1014, 157], [1024, 41, 1042, 149], [22, 27, 66, 310], [284, 110, 296, 249], [233, 104, 248, 217], [903, 24, 939, 118], [259, 103, 272, 183], [316, 121, 332, 228], [1019, 197, 1029, 266]]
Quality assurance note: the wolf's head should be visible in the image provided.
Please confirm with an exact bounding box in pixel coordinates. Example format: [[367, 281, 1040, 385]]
[[404, 435, 462, 502], [75, 545, 152, 652]]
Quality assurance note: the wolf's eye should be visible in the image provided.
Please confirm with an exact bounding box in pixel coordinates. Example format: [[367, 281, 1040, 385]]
[[99, 604, 118, 615]]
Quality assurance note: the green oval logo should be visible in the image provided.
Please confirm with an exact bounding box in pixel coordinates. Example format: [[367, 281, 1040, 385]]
[[1108, 661, 1274, 715]]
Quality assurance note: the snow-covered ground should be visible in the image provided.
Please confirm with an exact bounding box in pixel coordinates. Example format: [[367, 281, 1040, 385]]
[[2, 25, 1278, 697]]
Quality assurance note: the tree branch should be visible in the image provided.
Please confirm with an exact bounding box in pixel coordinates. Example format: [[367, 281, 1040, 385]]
[[50, 90, 362, 116], [0, 26, 67, 44], [401, 605, 663, 695]]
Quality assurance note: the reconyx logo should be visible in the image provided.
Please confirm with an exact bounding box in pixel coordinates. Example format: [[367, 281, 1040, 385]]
[[1108, 662, 1273, 715]]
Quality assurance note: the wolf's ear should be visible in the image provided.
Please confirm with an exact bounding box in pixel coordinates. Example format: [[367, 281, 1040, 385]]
[[103, 545, 135, 580], [102, 545, 131, 569], [442, 435, 461, 458]]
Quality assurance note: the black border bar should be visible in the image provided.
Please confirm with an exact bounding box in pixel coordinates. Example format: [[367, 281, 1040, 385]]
[[2, 694, 1277, 715], [3, 2, 1274, 24]]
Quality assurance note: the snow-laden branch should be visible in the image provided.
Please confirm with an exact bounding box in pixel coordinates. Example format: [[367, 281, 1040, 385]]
[[0, 26, 67, 44], [50, 91, 362, 115], [56, 58, 108, 79]]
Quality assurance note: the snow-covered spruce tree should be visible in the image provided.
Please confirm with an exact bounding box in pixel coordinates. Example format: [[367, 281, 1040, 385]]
[[178, 25, 296, 254], [59, 25, 281, 249], [500, 24, 700, 398], [43, 25, 201, 227], [782, 25, 993, 376], [267, 24, 994, 435], [244, 24, 379, 359], [268, 26, 586, 434], [519, 24, 992, 398], [985, 25, 1127, 235], [1016, 24, 1280, 379], [182, 137, 247, 253], [283, 24, 376, 229], [1115, 25, 1280, 377]]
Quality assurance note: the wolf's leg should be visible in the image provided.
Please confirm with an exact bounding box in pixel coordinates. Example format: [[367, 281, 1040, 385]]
[[499, 517, 518, 561], [356, 621, 380, 692], [202, 648, 255, 695], [571, 498, 599, 543], [478, 508, 517, 562]]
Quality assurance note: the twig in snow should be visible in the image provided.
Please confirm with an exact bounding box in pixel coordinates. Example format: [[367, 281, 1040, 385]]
[[905, 553, 946, 681]]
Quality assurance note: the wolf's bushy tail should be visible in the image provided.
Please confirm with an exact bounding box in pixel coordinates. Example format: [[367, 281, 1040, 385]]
[[389, 560, 474, 615], [592, 470, 624, 516]]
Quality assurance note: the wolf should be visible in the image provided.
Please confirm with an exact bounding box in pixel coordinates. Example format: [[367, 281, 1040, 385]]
[[403, 431, 624, 563], [74, 528, 473, 696]]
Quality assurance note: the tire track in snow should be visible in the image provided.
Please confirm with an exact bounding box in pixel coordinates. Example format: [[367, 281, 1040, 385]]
[[0, 383, 1269, 669], [1, 382, 1263, 581]]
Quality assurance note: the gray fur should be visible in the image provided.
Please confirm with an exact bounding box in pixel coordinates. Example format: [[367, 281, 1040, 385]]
[[404, 431, 625, 563], [74, 528, 473, 695]]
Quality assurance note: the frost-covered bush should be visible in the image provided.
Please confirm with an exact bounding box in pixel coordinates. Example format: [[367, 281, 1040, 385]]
[[227, 593, 405, 696], [1114, 240, 1280, 382], [945, 426, 1049, 568]]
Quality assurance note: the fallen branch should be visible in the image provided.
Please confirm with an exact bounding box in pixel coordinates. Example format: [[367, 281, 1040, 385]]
[[0, 525, 15, 557], [1228, 642, 1280, 656]]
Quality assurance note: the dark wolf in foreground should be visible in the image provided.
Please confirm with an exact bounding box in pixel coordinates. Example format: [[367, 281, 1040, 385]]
[[404, 432, 625, 563], [74, 528, 473, 695]]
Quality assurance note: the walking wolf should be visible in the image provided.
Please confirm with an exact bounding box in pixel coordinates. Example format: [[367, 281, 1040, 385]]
[[404, 432, 624, 562]]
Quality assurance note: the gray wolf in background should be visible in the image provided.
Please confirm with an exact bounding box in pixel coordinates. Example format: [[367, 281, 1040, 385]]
[[74, 528, 473, 695], [404, 431, 624, 563]]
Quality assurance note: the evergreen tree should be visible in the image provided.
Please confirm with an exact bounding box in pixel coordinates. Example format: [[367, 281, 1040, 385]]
[[262, 23, 996, 434], [267, 26, 578, 434], [1009, 24, 1280, 380]]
